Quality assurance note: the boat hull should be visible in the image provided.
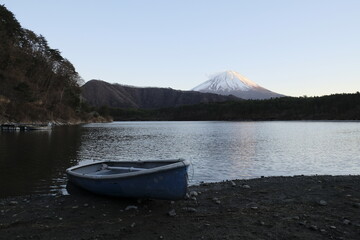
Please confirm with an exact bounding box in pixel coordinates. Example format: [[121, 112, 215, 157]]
[[66, 159, 189, 200]]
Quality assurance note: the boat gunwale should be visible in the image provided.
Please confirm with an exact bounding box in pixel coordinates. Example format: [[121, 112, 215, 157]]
[[66, 158, 189, 180]]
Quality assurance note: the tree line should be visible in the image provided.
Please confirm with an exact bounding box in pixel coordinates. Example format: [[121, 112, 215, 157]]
[[101, 92, 360, 121]]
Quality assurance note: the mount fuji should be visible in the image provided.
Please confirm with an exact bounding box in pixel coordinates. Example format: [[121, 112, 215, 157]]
[[192, 71, 284, 99]]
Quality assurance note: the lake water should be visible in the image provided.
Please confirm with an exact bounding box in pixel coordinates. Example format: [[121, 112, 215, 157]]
[[1, 121, 359, 198]]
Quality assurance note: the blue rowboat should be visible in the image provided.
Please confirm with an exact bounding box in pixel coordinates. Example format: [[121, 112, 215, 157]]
[[66, 159, 190, 200]]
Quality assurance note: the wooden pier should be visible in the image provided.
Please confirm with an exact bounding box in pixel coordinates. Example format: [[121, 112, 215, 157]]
[[1, 123, 52, 131]]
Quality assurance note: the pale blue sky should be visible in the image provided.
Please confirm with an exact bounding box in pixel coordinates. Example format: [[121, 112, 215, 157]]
[[2, 0, 360, 96]]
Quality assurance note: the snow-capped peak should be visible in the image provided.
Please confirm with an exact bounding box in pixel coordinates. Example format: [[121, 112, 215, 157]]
[[192, 71, 259, 92], [192, 70, 284, 99]]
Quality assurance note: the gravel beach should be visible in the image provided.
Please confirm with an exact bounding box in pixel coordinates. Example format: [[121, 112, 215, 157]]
[[1, 175, 360, 240]]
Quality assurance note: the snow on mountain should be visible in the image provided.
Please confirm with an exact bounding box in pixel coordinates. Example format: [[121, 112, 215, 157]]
[[192, 71, 284, 99], [192, 71, 259, 92]]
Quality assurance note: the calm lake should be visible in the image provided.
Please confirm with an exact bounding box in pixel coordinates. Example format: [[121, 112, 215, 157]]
[[1, 121, 359, 198]]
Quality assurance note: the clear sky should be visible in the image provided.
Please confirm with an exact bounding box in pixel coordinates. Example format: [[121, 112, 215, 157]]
[[2, 0, 360, 97]]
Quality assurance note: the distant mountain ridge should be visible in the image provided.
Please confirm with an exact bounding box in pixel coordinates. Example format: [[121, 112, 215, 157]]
[[81, 80, 239, 109], [192, 71, 284, 99]]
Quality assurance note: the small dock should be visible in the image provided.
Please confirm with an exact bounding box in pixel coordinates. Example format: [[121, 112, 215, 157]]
[[1, 124, 25, 131], [1, 123, 52, 131]]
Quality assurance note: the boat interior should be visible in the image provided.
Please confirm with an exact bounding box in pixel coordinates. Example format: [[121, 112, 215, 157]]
[[71, 160, 184, 176]]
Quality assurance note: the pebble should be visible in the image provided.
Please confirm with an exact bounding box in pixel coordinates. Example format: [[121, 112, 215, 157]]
[[83, 203, 89, 207], [309, 225, 318, 231], [125, 205, 138, 211], [9, 201, 18, 206], [189, 191, 198, 197], [182, 207, 197, 213], [168, 209, 176, 217], [242, 185, 251, 189], [230, 181, 236, 187], [343, 219, 351, 225], [329, 225, 337, 229], [212, 198, 221, 204], [131, 222, 136, 228], [318, 200, 327, 206], [283, 198, 295, 203]]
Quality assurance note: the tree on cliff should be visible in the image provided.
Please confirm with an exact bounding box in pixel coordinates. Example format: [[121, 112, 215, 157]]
[[0, 5, 84, 122]]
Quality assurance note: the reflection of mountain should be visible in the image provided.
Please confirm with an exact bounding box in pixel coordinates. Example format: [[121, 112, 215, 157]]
[[207, 122, 258, 179], [0, 126, 83, 197], [183, 122, 259, 182]]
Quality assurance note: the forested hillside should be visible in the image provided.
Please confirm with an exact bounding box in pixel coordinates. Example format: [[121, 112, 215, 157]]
[[105, 93, 360, 121], [0, 5, 92, 123], [82, 80, 239, 109]]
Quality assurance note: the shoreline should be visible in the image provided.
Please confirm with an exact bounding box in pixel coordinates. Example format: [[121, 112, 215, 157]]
[[0, 119, 111, 126], [1, 175, 360, 239], [2, 119, 360, 124]]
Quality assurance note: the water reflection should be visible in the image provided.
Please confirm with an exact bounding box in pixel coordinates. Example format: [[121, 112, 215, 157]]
[[1, 121, 360, 198], [0, 126, 82, 198], [77, 121, 360, 184]]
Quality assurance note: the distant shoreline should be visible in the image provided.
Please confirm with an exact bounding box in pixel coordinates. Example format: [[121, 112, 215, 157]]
[[0, 117, 112, 126], [3, 119, 360, 125]]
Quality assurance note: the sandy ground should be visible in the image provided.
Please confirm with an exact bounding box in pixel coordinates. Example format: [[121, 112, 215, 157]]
[[1, 175, 360, 240]]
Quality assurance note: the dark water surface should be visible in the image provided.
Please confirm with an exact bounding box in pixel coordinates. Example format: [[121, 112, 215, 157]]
[[1, 121, 359, 198]]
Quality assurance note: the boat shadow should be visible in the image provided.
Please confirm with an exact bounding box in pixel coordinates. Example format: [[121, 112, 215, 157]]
[[66, 181, 95, 197]]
